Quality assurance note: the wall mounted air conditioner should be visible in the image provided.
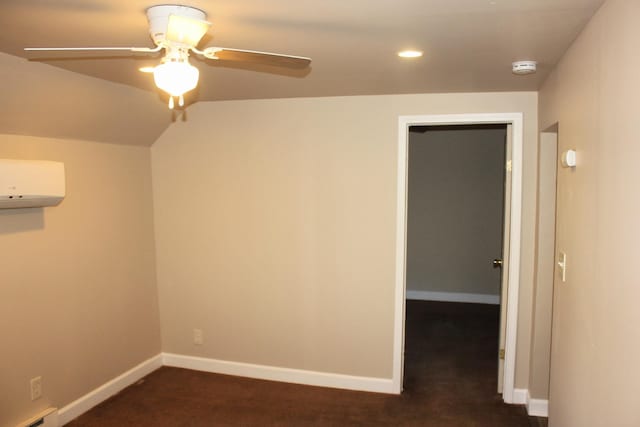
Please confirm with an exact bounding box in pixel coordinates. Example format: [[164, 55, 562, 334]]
[[0, 159, 65, 209]]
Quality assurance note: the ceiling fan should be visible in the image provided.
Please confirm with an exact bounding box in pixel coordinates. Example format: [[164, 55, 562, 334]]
[[24, 4, 312, 109]]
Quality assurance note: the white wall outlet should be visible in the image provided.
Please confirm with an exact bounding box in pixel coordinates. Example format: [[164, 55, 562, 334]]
[[193, 328, 203, 345], [30, 376, 42, 401]]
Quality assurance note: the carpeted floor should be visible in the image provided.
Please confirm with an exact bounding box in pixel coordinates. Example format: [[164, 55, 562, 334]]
[[66, 300, 547, 426]]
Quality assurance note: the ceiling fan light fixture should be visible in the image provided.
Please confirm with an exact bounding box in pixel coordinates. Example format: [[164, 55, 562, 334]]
[[25, 4, 311, 109], [153, 60, 199, 97]]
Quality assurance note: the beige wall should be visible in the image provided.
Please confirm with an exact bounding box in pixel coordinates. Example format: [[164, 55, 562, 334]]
[[407, 127, 506, 297], [528, 131, 557, 399], [539, 1, 640, 425], [152, 92, 538, 386], [0, 135, 161, 427]]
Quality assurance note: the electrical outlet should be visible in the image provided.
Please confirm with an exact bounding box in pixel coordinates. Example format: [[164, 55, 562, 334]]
[[193, 328, 203, 345], [30, 376, 42, 401]]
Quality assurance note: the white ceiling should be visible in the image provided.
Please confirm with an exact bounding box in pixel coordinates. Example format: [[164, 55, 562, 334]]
[[0, 0, 604, 145]]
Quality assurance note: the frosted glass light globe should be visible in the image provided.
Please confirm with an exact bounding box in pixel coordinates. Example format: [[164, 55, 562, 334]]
[[153, 61, 199, 97]]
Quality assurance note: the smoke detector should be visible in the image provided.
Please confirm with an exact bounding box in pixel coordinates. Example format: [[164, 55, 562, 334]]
[[512, 61, 537, 75]]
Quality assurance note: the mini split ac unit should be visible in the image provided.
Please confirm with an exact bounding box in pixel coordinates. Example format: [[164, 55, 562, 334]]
[[0, 159, 65, 209]]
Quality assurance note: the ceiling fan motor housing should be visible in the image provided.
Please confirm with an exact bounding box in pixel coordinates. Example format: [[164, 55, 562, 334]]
[[146, 4, 207, 45]]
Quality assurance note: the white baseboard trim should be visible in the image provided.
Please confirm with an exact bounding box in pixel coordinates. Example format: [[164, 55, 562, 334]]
[[162, 352, 396, 394], [406, 290, 500, 305], [512, 388, 548, 417], [58, 354, 162, 425], [526, 390, 549, 417], [54, 352, 546, 423], [512, 388, 528, 404]]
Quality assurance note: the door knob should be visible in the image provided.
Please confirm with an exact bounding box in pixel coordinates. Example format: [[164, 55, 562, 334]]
[[492, 259, 503, 268]]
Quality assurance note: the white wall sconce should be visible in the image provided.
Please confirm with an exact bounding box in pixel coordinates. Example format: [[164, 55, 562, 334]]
[[561, 149, 577, 168]]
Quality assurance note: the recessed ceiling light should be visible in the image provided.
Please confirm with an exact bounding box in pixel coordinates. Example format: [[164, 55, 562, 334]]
[[138, 66, 156, 73], [398, 50, 423, 58]]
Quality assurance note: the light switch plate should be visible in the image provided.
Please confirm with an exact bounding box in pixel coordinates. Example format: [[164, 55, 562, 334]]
[[558, 251, 567, 282]]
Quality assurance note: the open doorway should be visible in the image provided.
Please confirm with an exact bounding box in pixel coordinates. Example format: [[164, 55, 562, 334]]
[[403, 123, 507, 400], [405, 124, 507, 306], [393, 113, 524, 403]]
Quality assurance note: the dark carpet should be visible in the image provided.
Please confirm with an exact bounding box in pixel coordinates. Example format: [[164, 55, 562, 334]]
[[66, 300, 547, 426]]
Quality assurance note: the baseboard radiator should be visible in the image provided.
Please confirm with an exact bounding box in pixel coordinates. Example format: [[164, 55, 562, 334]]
[[15, 408, 59, 427]]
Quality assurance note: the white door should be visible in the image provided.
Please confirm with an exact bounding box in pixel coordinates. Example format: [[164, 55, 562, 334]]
[[497, 124, 512, 394]]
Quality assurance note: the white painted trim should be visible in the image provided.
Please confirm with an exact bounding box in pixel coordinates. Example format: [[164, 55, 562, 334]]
[[51, 352, 547, 423], [58, 354, 162, 425], [392, 114, 410, 394], [514, 389, 549, 417], [526, 390, 549, 417], [512, 388, 528, 404], [162, 353, 395, 394], [406, 290, 499, 305], [395, 113, 524, 402]]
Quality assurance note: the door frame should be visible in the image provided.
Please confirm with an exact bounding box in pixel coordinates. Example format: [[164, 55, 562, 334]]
[[392, 113, 523, 403]]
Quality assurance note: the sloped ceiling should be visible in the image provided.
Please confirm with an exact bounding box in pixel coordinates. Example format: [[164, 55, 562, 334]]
[[0, 52, 171, 146], [0, 0, 604, 145]]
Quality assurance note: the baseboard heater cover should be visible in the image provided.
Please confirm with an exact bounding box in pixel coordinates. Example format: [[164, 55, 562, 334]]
[[15, 407, 59, 427]]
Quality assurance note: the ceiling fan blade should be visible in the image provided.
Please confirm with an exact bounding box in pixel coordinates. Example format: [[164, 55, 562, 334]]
[[200, 47, 311, 68], [24, 46, 162, 54], [166, 14, 211, 47]]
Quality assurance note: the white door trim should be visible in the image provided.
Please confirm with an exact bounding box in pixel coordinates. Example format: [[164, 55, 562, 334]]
[[393, 113, 523, 403]]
